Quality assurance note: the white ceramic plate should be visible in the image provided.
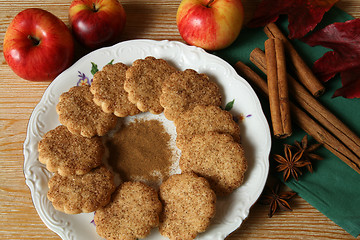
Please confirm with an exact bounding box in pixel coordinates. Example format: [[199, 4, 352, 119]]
[[23, 39, 271, 240]]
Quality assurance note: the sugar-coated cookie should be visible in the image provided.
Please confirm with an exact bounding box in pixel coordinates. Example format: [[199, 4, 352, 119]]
[[56, 85, 118, 137], [90, 62, 140, 117], [159, 172, 216, 240], [94, 181, 162, 240], [38, 125, 104, 176], [47, 166, 116, 214], [124, 56, 177, 114], [160, 69, 222, 121], [174, 105, 240, 150], [180, 132, 247, 195]]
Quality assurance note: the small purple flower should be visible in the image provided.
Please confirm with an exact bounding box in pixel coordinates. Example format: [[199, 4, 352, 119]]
[[234, 113, 252, 123], [90, 212, 96, 226], [77, 71, 92, 86]]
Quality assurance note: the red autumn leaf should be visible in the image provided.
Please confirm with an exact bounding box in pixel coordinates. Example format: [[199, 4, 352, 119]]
[[302, 18, 360, 98], [333, 69, 360, 98], [247, 0, 339, 39]]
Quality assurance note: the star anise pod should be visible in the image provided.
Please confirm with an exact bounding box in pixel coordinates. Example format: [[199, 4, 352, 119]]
[[273, 144, 311, 182], [258, 183, 297, 218], [293, 135, 323, 173]]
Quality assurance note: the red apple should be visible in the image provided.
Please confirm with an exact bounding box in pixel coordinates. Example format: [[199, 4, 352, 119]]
[[3, 8, 75, 81], [176, 0, 244, 51], [69, 0, 126, 49]]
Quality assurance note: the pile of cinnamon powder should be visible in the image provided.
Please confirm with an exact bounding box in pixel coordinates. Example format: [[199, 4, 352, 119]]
[[107, 119, 174, 186]]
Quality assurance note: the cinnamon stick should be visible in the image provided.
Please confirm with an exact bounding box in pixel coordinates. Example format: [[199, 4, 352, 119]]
[[234, 60, 360, 174], [265, 38, 291, 138], [264, 23, 325, 97], [250, 47, 360, 160]]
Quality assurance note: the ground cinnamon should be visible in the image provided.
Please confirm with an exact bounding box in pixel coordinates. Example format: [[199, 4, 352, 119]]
[[107, 119, 174, 187], [264, 23, 325, 97], [265, 38, 292, 138]]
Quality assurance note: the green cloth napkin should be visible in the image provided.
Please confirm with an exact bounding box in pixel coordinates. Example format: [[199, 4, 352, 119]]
[[214, 7, 360, 238]]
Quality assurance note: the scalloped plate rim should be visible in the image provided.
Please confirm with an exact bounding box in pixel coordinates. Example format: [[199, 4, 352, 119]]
[[23, 39, 271, 240]]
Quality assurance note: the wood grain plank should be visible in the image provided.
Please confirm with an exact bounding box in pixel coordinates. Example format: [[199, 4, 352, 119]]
[[0, 0, 359, 239]]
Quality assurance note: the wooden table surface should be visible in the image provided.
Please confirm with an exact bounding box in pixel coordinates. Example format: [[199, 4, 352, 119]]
[[0, 0, 359, 239]]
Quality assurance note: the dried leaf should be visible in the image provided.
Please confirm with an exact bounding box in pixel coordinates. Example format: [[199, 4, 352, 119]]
[[247, 0, 339, 39], [302, 18, 360, 98]]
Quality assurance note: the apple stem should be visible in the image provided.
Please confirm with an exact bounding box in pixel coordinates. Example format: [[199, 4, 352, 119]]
[[92, 3, 99, 12], [206, 0, 215, 8], [28, 35, 40, 46]]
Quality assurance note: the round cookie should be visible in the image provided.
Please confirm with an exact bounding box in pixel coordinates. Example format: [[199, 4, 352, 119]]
[[160, 69, 222, 121], [90, 62, 140, 117], [47, 166, 116, 214], [124, 56, 177, 114], [159, 172, 216, 240], [56, 85, 117, 137], [179, 132, 247, 196], [38, 125, 104, 176], [174, 105, 241, 150], [94, 181, 162, 240]]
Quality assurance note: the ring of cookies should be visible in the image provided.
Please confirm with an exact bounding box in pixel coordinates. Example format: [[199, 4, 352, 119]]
[[38, 56, 247, 240]]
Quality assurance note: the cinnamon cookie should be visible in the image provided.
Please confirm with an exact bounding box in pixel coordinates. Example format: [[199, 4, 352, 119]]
[[124, 56, 177, 114], [180, 132, 247, 195], [90, 62, 140, 117], [160, 69, 222, 121], [56, 85, 117, 137], [159, 172, 216, 240], [174, 105, 240, 150], [94, 181, 162, 240], [47, 166, 116, 214], [38, 125, 104, 176]]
